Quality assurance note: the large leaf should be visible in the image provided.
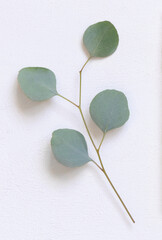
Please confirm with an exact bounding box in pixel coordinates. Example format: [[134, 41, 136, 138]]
[[18, 67, 57, 101], [51, 129, 91, 167], [83, 21, 119, 58], [90, 90, 129, 133]]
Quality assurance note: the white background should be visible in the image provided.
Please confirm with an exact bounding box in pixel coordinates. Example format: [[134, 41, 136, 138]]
[[0, 0, 161, 239]]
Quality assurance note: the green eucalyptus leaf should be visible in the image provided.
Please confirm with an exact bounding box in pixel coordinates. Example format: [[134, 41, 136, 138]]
[[83, 21, 119, 58], [18, 67, 57, 101], [51, 129, 91, 168], [90, 90, 129, 133]]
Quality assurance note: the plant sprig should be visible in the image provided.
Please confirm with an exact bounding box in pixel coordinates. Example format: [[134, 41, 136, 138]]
[[18, 21, 135, 223]]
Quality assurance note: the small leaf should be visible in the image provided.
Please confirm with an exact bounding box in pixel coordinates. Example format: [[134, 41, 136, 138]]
[[18, 67, 57, 101], [90, 90, 129, 133], [83, 21, 119, 58], [51, 129, 91, 167]]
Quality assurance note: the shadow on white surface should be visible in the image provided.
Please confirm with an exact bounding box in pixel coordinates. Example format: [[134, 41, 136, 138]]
[[15, 80, 54, 115], [48, 150, 84, 179]]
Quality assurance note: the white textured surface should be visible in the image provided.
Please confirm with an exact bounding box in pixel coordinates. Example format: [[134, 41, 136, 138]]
[[0, 0, 161, 239]]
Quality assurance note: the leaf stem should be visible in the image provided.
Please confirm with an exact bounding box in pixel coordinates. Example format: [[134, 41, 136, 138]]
[[58, 94, 79, 108], [91, 159, 103, 171], [78, 57, 98, 151], [98, 132, 106, 151], [78, 107, 97, 150], [79, 57, 91, 107]]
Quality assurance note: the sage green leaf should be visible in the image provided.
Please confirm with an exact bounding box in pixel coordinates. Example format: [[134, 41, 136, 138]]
[[90, 90, 129, 133], [83, 21, 119, 57], [18, 67, 57, 101], [51, 129, 91, 168]]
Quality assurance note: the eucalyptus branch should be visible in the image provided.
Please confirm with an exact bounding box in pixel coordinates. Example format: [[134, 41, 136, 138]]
[[58, 60, 135, 223], [78, 59, 135, 224], [17, 20, 135, 224]]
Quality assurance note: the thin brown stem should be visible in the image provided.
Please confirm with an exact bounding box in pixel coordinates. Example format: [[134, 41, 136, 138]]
[[80, 57, 91, 72], [96, 150, 135, 223], [103, 168, 135, 223], [79, 107, 97, 150], [79, 57, 91, 107], [98, 132, 106, 151], [58, 94, 79, 108], [91, 160, 103, 171], [78, 57, 97, 151]]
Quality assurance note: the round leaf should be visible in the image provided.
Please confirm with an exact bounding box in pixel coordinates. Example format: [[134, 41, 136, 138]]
[[18, 67, 57, 101], [51, 129, 91, 167], [83, 21, 119, 58], [89, 90, 129, 133]]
